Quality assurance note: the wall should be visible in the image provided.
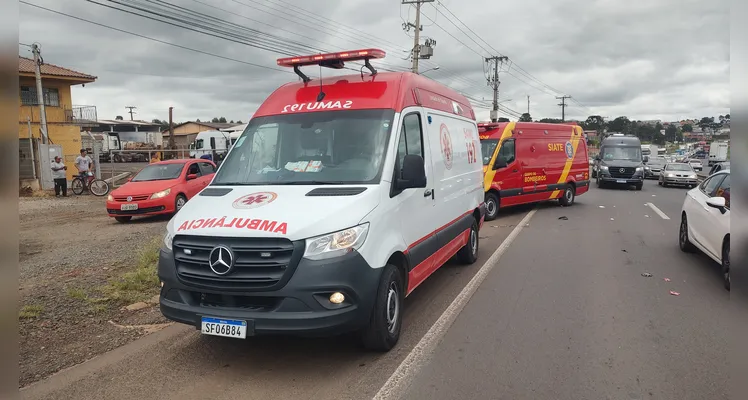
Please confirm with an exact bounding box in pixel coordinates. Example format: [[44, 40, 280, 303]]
[[18, 76, 85, 181]]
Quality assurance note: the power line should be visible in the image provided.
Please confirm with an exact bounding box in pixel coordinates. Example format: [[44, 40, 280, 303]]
[[19, 1, 292, 74]]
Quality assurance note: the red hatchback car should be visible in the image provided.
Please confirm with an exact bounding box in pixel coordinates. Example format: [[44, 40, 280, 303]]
[[106, 159, 216, 223]]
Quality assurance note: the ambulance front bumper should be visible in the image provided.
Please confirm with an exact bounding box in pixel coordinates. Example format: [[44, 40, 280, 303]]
[[158, 248, 382, 336]]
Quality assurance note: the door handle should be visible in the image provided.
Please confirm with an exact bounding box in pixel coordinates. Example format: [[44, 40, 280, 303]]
[[512, 169, 518, 173], [424, 189, 433, 198]]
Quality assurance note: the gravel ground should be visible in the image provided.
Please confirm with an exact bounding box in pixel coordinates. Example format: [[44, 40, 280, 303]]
[[19, 194, 171, 387]]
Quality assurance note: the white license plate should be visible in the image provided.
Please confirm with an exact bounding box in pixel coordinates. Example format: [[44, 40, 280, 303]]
[[616, 180, 627, 183], [120, 203, 138, 211], [201, 317, 247, 339]]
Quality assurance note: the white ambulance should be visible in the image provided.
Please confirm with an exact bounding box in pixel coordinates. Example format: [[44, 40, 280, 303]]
[[158, 49, 486, 351]]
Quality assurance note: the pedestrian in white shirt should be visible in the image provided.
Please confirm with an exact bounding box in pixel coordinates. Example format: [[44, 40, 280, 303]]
[[50, 156, 68, 197], [75, 148, 94, 179]]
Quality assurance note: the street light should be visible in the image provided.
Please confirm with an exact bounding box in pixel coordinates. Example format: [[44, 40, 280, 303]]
[[420, 66, 440, 74]]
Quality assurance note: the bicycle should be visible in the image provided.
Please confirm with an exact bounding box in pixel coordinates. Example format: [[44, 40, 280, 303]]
[[71, 171, 110, 197]]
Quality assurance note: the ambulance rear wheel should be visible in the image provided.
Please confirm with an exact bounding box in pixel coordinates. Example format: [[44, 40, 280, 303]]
[[484, 192, 499, 221], [559, 184, 575, 207], [456, 219, 479, 264], [360, 264, 403, 352]]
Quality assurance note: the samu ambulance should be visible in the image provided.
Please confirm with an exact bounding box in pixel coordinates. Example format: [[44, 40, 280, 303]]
[[478, 121, 589, 220], [158, 49, 486, 351]]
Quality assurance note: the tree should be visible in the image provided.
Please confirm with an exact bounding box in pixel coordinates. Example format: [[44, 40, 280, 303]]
[[219, 117, 227, 123], [665, 124, 678, 142], [115, 115, 124, 120], [497, 117, 510, 122], [211, 117, 220, 123], [682, 124, 693, 133], [196, 118, 201, 122], [538, 118, 562, 123], [699, 117, 714, 130], [518, 113, 532, 122], [229, 120, 235, 124], [236, 120, 243, 124], [582, 115, 606, 133], [607, 116, 630, 134]]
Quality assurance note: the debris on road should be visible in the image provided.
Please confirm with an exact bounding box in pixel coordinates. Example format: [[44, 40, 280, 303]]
[[558, 216, 568, 220], [622, 249, 628, 253], [610, 218, 615, 221], [664, 278, 671, 282], [599, 205, 605, 208], [669, 291, 680, 296], [641, 272, 653, 277], [645, 215, 650, 218]]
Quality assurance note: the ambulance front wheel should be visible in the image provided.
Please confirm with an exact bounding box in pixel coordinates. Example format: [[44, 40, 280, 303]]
[[360, 264, 403, 352], [456, 219, 479, 264], [484, 192, 499, 221]]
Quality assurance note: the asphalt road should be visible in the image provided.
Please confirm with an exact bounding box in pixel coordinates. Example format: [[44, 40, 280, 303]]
[[21, 179, 730, 400], [401, 179, 729, 400]]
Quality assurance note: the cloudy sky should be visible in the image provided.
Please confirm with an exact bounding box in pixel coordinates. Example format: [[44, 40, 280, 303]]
[[19, 0, 729, 124]]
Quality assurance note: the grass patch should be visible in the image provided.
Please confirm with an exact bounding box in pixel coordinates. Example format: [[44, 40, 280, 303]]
[[101, 237, 161, 305], [67, 287, 88, 301], [19, 304, 44, 319]]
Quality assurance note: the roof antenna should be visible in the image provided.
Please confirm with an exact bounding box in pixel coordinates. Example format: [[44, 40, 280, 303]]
[[316, 63, 325, 102]]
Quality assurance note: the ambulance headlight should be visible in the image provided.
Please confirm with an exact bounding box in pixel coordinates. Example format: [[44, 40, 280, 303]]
[[163, 231, 174, 251], [304, 223, 369, 261]]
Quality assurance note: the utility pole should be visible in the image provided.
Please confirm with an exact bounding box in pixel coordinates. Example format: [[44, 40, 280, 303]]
[[125, 106, 137, 121], [556, 95, 571, 121], [31, 44, 48, 144], [485, 55, 508, 122], [527, 95, 530, 114], [402, 0, 434, 73], [168, 107, 175, 152]]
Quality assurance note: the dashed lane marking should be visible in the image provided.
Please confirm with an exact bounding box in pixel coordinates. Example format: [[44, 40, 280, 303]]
[[646, 202, 670, 220]]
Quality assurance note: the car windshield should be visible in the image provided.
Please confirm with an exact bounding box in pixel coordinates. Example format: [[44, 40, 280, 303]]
[[212, 109, 395, 185], [666, 163, 693, 171], [648, 158, 666, 166], [600, 146, 642, 161], [480, 139, 499, 166], [132, 163, 184, 181]]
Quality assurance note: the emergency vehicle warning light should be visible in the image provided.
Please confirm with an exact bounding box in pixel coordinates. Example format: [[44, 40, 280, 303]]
[[277, 48, 386, 83]]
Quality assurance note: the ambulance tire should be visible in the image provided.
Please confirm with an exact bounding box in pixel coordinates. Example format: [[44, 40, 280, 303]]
[[484, 192, 499, 221], [559, 184, 575, 207], [457, 219, 479, 265], [360, 264, 403, 352]]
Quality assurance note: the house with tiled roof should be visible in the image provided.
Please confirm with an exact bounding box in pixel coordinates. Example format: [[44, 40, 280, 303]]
[[18, 56, 97, 187], [161, 121, 238, 149]]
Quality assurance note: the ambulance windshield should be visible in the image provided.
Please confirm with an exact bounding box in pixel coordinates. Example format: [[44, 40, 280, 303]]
[[212, 109, 395, 185], [480, 139, 499, 166]]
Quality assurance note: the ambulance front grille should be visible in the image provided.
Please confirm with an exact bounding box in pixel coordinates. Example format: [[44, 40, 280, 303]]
[[172, 235, 304, 291]]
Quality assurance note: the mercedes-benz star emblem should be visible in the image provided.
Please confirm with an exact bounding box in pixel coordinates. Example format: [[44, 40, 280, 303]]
[[619, 168, 626, 173], [126, 196, 132, 202], [208, 245, 234, 275]]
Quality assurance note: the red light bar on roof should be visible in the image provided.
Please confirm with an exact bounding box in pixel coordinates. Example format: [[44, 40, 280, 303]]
[[277, 49, 385, 67]]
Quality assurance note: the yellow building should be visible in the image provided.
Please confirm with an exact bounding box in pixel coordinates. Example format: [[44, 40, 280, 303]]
[[18, 56, 97, 181]]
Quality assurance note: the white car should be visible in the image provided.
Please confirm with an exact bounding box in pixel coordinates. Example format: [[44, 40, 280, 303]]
[[679, 170, 731, 290], [687, 159, 703, 171]]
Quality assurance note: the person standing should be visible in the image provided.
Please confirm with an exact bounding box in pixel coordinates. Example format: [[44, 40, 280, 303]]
[[75, 148, 94, 178], [51, 155, 68, 197]]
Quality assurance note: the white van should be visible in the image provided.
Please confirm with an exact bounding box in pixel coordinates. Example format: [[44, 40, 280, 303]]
[[189, 130, 230, 158], [158, 49, 486, 351]]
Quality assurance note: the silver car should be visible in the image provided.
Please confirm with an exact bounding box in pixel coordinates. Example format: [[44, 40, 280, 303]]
[[659, 163, 698, 188]]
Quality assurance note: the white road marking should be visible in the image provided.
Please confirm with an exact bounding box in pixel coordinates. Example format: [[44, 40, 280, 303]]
[[372, 209, 537, 400], [646, 202, 670, 220]]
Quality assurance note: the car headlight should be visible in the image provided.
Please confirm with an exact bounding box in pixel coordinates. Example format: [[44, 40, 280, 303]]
[[163, 231, 174, 251], [644, 166, 650, 170], [107, 194, 114, 201], [304, 223, 369, 261], [636, 166, 644, 172], [151, 188, 171, 199], [666, 173, 675, 177], [688, 174, 697, 179], [599, 165, 609, 171]]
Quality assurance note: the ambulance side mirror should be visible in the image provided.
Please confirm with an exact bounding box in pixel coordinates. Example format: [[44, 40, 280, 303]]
[[492, 157, 507, 170], [397, 154, 427, 190]]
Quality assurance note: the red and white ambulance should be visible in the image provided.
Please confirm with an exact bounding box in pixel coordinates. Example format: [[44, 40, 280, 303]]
[[158, 49, 486, 351], [479, 121, 590, 220]]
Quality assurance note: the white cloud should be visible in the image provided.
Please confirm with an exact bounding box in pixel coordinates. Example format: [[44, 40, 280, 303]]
[[19, 0, 729, 123]]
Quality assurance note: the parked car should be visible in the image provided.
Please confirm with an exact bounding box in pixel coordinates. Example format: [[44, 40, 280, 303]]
[[708, 161, 730, 176], [679, 170, 731, 290], [644, 156, 666, 179], [659, 163, 698, 188], [106, 159, 216, 223], [685, 158, 703, 171]]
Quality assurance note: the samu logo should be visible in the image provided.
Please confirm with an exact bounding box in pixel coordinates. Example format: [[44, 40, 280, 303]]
[[564, 141, 574, 159]]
